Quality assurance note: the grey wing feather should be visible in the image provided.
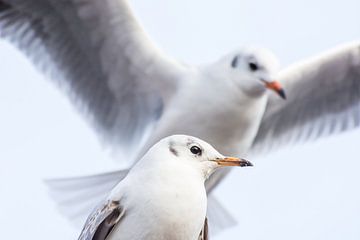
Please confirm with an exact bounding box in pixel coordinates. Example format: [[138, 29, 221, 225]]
[[206, 194, 236, 235], [79, 200, 124, 240], [252, 42, 360, 154], [44, 169, 129, 227], [0, 0, 186, 155], [198, 217, 209, 240]]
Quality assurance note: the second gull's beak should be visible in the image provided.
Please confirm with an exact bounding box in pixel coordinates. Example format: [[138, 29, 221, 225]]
[[211, 157, 253, 167], [264, 80, 286, 100]]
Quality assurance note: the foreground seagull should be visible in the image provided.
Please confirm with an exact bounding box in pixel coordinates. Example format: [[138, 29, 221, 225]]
[[1, 0, 360, 232], [78, 135, 252, 240]]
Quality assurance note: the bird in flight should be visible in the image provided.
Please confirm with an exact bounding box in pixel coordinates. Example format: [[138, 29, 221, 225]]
[[1, 0, 359, 233]]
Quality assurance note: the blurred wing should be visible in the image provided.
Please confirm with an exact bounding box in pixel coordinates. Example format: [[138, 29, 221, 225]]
[[198, 217, 209, 240], [207, 193, 236, 235], [252, 42, 360, 153], [0, 0, 186, 154], [45, 169, 129, 227], [78, 200, 124, 240]]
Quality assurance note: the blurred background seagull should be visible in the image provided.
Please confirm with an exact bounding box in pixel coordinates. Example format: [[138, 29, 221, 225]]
[[77, 135, 252, 240], [0, 0, 359, 236]]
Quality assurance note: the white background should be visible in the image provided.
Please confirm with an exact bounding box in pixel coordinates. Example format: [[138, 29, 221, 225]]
[[1, 0, 360, 239]]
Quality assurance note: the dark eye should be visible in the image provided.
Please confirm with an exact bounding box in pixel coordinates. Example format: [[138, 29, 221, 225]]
[[190, 146, 202, 156], [248, 62, 258, 71]]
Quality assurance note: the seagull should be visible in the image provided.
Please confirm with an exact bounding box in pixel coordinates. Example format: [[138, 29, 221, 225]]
[[1, 0, 360, 233], [77, 135, 253, 240]]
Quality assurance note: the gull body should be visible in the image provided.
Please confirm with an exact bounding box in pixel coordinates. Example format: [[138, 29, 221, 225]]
[[146, 65, 269, 156], [1, 0, 360, 234], [78, 135, 252, 240], [109, 165, 206, 240]]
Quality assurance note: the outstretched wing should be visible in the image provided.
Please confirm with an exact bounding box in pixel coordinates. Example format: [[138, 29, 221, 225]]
[[79, 200, 124, 240], [0, 0, 186, 154], [252, 42, 360, 153]]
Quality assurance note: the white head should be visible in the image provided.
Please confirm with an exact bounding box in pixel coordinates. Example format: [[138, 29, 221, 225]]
[[146, 135, 252, 180], [218, 47, 286, 99]]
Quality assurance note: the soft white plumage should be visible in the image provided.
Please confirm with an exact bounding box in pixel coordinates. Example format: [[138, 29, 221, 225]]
[[0, 0, 359, 235], [78, 135, 252, 240]]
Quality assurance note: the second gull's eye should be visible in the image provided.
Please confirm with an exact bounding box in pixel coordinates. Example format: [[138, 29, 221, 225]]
[[248, 62, 259, 71]]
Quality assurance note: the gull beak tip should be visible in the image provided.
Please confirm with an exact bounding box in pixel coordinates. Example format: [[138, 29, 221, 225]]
[[240, 159, 254, 167], [278, 88, 286, 100], [265, 80, 286, 100]]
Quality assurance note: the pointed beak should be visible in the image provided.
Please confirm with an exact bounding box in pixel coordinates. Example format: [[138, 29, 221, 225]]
[[264, 80, 286, 100], [211, 157, 253, 167]]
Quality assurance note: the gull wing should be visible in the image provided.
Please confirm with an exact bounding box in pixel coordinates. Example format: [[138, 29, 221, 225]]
[[198, 217, 209, 240], [252, 42, 360, 154], [78, 200, 124, 240], [44, 169, 129, 227], [0, 0, 187, 155]]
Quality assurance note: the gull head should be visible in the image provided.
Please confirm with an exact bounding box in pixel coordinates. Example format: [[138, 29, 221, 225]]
[[151, 135, 253, 179], [221, 47, 286, 99]]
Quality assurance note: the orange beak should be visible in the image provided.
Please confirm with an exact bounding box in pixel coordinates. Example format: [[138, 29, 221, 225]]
[[211, 157, 253, 167], [265, 80, 286, 99]]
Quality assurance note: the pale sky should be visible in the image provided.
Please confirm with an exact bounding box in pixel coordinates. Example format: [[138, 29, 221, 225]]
[[0, 0, 360, 239]]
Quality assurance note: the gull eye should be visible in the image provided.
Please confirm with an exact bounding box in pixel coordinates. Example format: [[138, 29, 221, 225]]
[[248, 62, 258, 71], [190, 146, 202, 156]]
